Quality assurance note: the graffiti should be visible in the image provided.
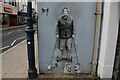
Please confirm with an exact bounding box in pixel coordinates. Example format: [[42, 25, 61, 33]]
[[47, 7, 80, 74], [42, 8, 49, 15]]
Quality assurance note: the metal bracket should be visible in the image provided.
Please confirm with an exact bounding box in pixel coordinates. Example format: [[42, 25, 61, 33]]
[[90, 60, 95, 64], [94, 11, 102, 15]]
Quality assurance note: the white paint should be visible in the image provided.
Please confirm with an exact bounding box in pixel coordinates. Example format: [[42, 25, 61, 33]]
[[0, 37, 26, 50], [17, 37, 25, 40], [11, 40, 16, 46], [8, 32, 12, 34], [0, 31, 13, 37], [97, 2, 119, 78], [28, 42, 31, 44], [0, 46, 10, 50], [17, 30, 22, 31]]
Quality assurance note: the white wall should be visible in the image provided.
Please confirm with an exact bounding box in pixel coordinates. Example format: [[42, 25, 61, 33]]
[[32, 1, 37, 12], [97, 2, 119, 79], [18, 0, 27, 13]]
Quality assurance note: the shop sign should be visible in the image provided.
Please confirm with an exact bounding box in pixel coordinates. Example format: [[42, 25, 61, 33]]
[[4, 7, 13, 13]]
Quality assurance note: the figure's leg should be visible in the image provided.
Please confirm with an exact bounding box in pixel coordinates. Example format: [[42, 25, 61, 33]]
[[67, 38, 72, 57], [57, 39, 65, 62], [57, 39, 72, 62], [57, 39, 65, 54], [60, 39, 65, 56]]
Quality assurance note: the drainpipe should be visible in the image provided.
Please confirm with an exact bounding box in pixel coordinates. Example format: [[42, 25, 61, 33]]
[[25, 1, 37, 79], [90, 1, 103, 75], [95, 1, 104, 76]]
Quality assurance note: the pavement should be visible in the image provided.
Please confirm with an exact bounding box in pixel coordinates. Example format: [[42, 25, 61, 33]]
[[2, 33, 39, 79]]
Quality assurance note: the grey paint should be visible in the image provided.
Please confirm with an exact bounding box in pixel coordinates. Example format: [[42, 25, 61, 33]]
[[37, 2, 99, 74]]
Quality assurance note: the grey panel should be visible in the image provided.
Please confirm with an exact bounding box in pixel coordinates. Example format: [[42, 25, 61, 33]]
[[37, 2, 97, 74]]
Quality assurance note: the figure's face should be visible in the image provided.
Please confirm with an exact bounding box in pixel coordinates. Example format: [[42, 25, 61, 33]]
[[63, 9, 68, 16]]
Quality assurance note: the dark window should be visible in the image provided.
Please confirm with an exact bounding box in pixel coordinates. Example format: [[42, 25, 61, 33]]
[[9, 2, 12, 5], [12, 2, 14, 6], [4, 0, 9, 3], [15, 2, 17, 7]]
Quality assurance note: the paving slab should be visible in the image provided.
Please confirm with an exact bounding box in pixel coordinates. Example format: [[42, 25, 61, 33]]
[[2, 34, 38, 79]]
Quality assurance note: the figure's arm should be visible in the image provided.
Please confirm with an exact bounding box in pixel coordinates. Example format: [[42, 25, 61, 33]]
[[72, 20, 75, 38], [56, 20, 60, 38]]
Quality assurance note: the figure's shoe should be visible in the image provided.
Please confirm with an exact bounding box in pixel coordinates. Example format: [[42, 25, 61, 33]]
[[74, 63, 81, 74], [56, 56, 61, 62]]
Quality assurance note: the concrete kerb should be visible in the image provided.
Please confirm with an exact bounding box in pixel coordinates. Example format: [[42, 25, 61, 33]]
[[1, 33, 37, 56], [0, 25, 27, 31], [1, 24, 37, 31], [1, 40, 26, 56]]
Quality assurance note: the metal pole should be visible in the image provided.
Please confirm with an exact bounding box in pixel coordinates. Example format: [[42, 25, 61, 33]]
[[25, 1, 37, 79], [90, 1, 99, 75]]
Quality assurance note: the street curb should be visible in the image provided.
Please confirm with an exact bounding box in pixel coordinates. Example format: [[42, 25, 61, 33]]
[[1, 40, 26, 56], [2, 33, 37, 56], [0, 25, 27, 31]]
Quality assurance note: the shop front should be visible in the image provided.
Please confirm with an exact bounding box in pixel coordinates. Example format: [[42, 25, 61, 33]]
[[9, 14, 18, 26], [4, 7, 18, 26], [0, 13, 3, 25], [0, 3, 2, 26], [2, 5, 18, 27], [2, 13, 9, 27], [18, 11, 27, 25]]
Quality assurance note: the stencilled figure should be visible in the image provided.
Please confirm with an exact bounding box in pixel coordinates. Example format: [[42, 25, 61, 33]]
[[56, 7, 75, 62], [47, 7, 80, 73]]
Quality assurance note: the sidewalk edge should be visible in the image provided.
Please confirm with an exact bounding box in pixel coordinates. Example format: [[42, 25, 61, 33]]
[[0, 25, 27, 31], [2, 40, 26, 56], [2, 33, 37, 55]]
